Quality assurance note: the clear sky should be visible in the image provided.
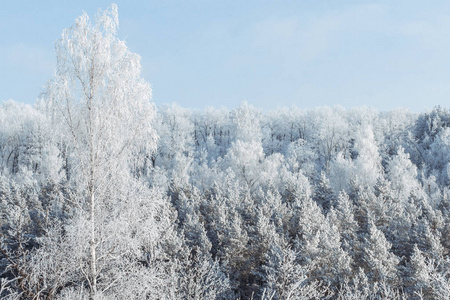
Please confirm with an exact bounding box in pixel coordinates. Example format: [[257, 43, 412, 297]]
[[1, 0, 450, 111]]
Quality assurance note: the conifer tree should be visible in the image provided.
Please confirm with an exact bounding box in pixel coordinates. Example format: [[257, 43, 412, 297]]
[[362, 221, 399, 286], [313, 171, 335, 213]]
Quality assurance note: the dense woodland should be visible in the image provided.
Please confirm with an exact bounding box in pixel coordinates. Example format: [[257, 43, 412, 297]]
[[2, 4, 450, 300]]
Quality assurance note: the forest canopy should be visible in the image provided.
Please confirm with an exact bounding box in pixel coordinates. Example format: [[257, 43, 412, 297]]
[[1, 4, 450, 300]]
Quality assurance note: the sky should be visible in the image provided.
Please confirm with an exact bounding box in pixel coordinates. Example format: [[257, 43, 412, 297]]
[[1, 0, 450, 112]]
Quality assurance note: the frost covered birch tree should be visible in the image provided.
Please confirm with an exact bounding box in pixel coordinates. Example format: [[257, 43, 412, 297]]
[[42, 4, 157, 299]]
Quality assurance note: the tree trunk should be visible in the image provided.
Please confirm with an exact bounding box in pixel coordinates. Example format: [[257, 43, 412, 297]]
[[89, 190, 97, 300]]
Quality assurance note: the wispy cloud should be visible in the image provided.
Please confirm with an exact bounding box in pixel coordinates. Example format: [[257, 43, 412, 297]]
[[399, 14, 450, 53], [249, 4, 387, 61]]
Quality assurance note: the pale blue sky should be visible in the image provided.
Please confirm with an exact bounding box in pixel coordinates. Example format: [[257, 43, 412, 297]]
[[1, 0, 450, 111]]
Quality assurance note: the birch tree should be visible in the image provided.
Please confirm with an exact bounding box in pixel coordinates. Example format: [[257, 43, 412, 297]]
[[43, 4, 157, 299]]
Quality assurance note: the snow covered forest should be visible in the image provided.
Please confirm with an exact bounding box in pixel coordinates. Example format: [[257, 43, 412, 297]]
[[2, 4, 450, 300]]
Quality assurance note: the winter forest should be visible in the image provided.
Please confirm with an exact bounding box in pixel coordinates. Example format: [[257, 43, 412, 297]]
[[1, 4, 450, 300]]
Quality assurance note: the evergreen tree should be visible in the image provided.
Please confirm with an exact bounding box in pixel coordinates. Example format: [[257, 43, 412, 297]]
[[313, 171, 335, 213], [361, 221, 399, 286]]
